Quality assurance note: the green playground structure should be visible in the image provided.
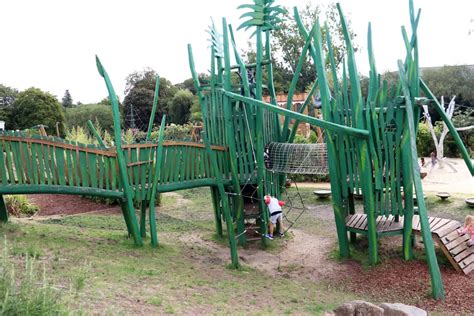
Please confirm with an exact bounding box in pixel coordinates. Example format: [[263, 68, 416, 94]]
[[0, 0, 472, 300]]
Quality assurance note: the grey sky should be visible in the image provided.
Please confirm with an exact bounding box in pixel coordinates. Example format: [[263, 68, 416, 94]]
[[0, 0, 472, 104]]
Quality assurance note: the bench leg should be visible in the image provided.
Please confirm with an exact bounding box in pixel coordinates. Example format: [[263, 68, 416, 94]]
[[0, 195, 7, 222]]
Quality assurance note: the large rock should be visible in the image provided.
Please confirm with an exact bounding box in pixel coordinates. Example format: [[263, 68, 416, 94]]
[[379, 303, 427, 316], [334, 300, 384, 316]]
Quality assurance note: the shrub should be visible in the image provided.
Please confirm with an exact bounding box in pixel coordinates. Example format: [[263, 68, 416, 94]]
[[65, 104, 114, 132], [416, 123, 436, 157], [4, 195, 39, 217]]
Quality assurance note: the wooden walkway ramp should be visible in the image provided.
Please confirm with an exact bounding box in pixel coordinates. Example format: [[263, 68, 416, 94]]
[[346, 214, 474, 275]]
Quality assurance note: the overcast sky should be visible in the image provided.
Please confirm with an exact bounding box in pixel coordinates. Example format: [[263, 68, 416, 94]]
[[0, 0, 472, 104]]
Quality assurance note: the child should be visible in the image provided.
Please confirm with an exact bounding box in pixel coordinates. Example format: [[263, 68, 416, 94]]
[[457, 215, 474, 247], [264, 195, 285, 240]]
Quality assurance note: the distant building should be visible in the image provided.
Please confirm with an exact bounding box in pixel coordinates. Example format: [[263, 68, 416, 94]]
[[263, 92, 323, 140]]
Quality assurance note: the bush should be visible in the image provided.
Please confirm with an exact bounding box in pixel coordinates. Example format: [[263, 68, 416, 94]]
[[416, 123, 436, 157], [0, 239, 68, 314], [4, 195, 39, 217], [11, 87, 65, 135], [65, 104, 114, 132]]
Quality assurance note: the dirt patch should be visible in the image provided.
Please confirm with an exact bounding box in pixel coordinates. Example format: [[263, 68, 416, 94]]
[[28, 194, 121, 216]]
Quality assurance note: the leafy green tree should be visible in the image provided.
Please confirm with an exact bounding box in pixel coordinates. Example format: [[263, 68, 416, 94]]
[[11, 87, 65, 135], [422, 65, 474, 107], [243, 3, 357, 94], [190, 96, 202, 123], [176, 74, 210, 95], [0, 84, 18, 129], [169, 90, 194, 124], [123, 69, 177, 130], [65, 103, 114, 132], [62, 89, 73, 108]]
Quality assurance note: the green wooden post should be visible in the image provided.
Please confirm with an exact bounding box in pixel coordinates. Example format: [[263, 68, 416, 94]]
[[401, 128, 415, 260], [203, 132, 239, 267], [86, 120, 107, 148], [398, 60, 445, 300], [140, 201, 147, 238], [222, 18, 246, 247], [0, 195, 8, 222], [96, 56, 142, 246], [210, 186, 223, 237], [146, 76, 160, 141], [148, 115, 167, 247]]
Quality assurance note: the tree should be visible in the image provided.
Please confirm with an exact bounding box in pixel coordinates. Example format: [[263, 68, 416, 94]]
[[422, 96, 458, 171], [243, 3, 358, 94], [65, 103, 114, 132], [123, 69, 177, 130], [176, 74, 210, 95], [62, 89, 73, 107], [169, 90, 194, 124], [0, 84, 19, 129], [190, 96, 202, 123], [11, 87, 65, 135], [422, 65, 474, 108]]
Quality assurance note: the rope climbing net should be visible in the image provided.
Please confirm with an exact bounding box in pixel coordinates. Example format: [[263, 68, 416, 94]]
[[264, 142, 329, 175]]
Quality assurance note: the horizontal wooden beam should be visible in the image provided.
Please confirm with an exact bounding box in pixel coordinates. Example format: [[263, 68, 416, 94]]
[[0, 185, 125, 199], [0, 135, 116, 157], [156, 178, 231, 193], [123, 141, 227, 151], [225, 91, 370, 139]]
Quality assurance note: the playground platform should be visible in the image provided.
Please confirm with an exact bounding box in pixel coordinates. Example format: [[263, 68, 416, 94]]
[[345, 214, 474, 275]]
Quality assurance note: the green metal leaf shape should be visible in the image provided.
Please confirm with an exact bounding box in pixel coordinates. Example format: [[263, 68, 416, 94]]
[[207, 19, 224, 58], [237, 0, 286, 34], [95, 55, 105, 78]]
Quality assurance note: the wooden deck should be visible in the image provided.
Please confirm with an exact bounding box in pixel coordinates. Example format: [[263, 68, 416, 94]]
[[345, 214, 404, 234], [345, 214, 474, 275]]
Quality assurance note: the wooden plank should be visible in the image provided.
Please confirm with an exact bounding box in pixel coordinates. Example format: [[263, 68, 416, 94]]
[[55, 147, 66, 186], [122, 140, 227, 151], [49, 143, 60, 185], [431, 218, 452, 233], [98, 154, 104, 189], [72, 146, 82, 186], [459, 252, 474, 269], [347, 214, 362, 228], [35, 143, 45, 185], [433, 235, 462, 273], [429, 217, 443, 230], [65, 149, 74, 186], [79, 149, 89, 187], [449, 238, 471, 256], [345, 214, 357, 226], [454, 247, 474, 263], [0, 135, 116, 157], [441, 223, 464, 242], [20, 140, 32, 184], [380, 215, 393, 232], [358, 216, 369, 230], [0, 141, 9, 184], [88, 152, 98, 188], [446, 234, 471, 250], [376, 216, 385, 231], [41, 143, 52, 185], [11, 140, 25, 184], [412, 215, 420, 231], [463, 262, 474, 274]]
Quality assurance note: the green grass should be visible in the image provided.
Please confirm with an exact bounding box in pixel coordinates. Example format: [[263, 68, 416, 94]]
[[0, 188, 358, 314], [0, 187, 470, 314]]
